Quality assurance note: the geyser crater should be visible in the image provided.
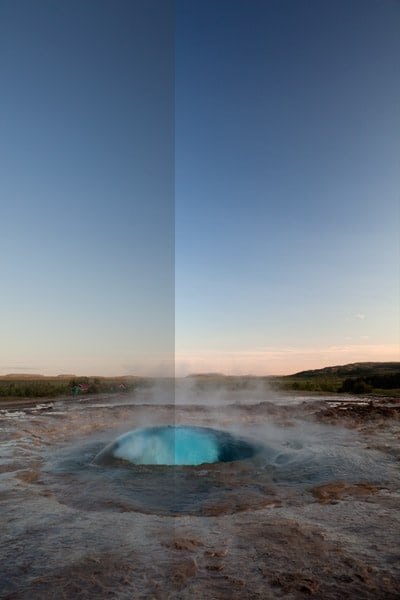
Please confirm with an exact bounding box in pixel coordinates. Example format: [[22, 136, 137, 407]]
[[93, 425, 259, 466]]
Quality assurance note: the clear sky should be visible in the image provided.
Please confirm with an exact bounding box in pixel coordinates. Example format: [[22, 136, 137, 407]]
[[0, 0, 399, 377], [0, 0, 174, 376], [175, 0, 400, 375]]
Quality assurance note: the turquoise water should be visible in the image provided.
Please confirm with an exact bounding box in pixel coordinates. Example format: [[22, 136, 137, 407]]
[[112, 426, 221, 465], [94, 425, 257, 466], [47, 421, 398, 516]]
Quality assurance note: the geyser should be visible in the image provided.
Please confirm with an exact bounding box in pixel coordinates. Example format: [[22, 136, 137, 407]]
[[93, 425, 258, 466]]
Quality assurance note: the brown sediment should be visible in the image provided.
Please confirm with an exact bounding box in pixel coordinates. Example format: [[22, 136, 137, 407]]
[[164, 537, 203, 551], [1, 554, 140, 600], [230, 519, 400, 599], [309, 481, 381, 504], [315, 398, 400, 426], [200, 491, 280, 516], [171, 557, 198, 585], [270, 572, 320, 595], [1, 392, 400, 599], [3, 530, 398, 600], [16, 469, 41, 484], [204, 548, 227, 558]]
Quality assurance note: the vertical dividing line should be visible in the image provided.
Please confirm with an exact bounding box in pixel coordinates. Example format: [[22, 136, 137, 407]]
[[172, 0, 177, 519]]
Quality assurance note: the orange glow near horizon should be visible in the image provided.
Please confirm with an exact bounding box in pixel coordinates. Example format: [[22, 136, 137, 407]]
[[175, 344, 400, 377], [1, 344, 398, 378]]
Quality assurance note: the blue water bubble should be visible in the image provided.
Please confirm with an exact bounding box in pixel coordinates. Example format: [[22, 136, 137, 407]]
[[94, 425, 258, 466]]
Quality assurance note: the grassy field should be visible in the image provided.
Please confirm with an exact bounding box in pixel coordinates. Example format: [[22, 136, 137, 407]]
[[1, 362, 399, 400], [186, 365, 400, 397], [0, 376, 150, 400], [274, 362, 400, 396]]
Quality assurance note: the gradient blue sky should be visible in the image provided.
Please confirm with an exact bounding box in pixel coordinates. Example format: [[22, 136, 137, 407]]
[[0, 0, 399, 376], [0, 0, 174, 376], [175, 0, 400, 375]]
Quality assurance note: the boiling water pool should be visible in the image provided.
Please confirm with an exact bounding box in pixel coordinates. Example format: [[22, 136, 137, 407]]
[[93, 425, 258, 466], [42, 420, 398, 516]]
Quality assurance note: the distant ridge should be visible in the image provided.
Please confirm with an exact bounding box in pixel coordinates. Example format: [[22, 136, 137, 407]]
[[0, 374, 77, 380], [186, 372, 227, 378], [290, 362, 400, 378], [0, 374, 142, 381], [1, 373, 48, 380], [2, 363, 399, 381]]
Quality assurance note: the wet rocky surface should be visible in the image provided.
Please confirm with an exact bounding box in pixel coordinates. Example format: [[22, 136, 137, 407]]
[[1, 390, 399, 598]]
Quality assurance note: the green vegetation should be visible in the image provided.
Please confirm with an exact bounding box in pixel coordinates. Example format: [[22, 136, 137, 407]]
[[0, 375, 150, 400], [0, 379, 70, 398], [275, 362, 400, 396], [187, 374, 271, 392], [1, 363, 399, 401], [340, 373, 400, 394], [188, 364, 400, 396], [272, 377, 340, 393]]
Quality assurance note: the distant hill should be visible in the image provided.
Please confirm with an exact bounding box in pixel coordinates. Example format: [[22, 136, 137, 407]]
[[277, 362, 400, 395], [0, 374, 79, 380], [290, 362, 400, 378], [186, 373, 227, 378], [0, 374, 143, 381], [1, 373, 48, 380]]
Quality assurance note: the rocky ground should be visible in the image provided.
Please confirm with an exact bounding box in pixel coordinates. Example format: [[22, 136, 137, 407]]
[[0, 390, 399, 599]]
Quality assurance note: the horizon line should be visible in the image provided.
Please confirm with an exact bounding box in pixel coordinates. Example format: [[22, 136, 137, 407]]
[[1, 360, 399, 380]]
